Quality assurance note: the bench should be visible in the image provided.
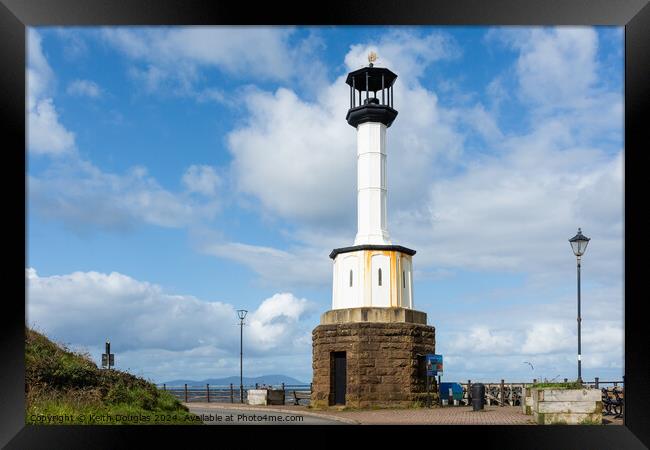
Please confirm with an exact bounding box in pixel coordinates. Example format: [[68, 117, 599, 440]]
[[602, 387, 624, 418], [291, 390, 311, 405]]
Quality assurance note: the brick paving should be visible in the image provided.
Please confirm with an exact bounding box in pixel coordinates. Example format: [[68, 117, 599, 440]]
[[315, 405, 625, 425], [310, 405, 536, 425]]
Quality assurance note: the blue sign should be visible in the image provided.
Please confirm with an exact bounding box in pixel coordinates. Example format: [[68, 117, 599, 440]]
[[426, 354, 443, 376], [439, 382, 463, 401]]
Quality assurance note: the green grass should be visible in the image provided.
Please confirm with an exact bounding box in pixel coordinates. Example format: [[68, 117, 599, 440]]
[[25, 328, 199, 425], [530, 381, 584, 390]]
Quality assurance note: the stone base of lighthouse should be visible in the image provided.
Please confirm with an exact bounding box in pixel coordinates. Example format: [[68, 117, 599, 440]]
[[311, 307, 435, 409]]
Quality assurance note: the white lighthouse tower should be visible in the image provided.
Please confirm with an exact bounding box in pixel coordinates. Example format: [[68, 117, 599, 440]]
[[312, 54, 435, 408], [330, 54, 415, 311]]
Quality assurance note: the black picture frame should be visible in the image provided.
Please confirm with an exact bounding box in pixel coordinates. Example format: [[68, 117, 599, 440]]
[[2, 0, 648, 447]]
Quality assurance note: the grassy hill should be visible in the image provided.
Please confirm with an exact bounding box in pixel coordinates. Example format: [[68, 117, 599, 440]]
[[25, 328, 199, 425]]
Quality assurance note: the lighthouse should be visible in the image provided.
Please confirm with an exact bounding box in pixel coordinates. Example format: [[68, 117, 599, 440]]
[[311, 54, 436, 408], [330, 53, 414, 312]]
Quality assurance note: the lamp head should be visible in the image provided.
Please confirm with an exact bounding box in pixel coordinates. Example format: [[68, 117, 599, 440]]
[[237, 309, 248, 320], [569, 228, 590, 257]]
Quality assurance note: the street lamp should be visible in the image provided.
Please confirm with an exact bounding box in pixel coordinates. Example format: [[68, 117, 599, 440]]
[[569, 227, 590, 383], [237, 309, 248, 403]]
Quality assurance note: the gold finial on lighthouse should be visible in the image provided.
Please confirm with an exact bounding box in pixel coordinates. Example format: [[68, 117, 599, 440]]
[[368, 51, 377, 67]]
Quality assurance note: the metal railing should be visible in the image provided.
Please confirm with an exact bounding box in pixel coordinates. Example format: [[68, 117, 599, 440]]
[[450, 378, 624, 407], [158, 383, 313, 405], [160, 378, 623, 407]]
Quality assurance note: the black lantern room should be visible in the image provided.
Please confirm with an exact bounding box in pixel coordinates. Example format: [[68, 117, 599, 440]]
[[345, 63, 398, 128]]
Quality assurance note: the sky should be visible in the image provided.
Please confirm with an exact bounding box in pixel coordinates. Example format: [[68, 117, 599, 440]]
[[26, 26, 624, 385]]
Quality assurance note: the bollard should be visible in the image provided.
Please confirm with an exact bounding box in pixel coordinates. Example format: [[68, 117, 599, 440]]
[[500, 380, 505, 407], [471, 383, 485, 411], [184, 384, 188, 403], [207, 384, 210, 403], [230, 383, 234, 403], [595, 377, 599, 389]]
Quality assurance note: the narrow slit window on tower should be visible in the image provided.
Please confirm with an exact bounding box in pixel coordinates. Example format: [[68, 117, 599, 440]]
[[349, 270, 353, 287], [378, 268, 382, 286], [403, 271, 406, 288]]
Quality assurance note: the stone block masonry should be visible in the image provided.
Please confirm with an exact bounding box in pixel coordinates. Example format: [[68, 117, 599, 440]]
[[311, 321, 435, 408], [531, 388, 603, 424]]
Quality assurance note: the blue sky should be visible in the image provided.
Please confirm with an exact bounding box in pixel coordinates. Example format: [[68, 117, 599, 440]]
[[26, 26, 623, 384]]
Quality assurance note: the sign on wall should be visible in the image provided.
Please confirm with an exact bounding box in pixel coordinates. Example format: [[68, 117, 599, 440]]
[[426, 354, 443, 376]]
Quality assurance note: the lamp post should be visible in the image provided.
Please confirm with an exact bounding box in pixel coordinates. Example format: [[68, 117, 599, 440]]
[[569, 228, 590, 383], [237, 309, 248, 403]]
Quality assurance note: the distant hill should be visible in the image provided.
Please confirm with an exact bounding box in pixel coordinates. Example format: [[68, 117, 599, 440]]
[[162, 374, 308, 387]]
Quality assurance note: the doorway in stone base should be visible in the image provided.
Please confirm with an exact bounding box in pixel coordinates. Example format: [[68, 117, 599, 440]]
[[330, 351, 347, 406]]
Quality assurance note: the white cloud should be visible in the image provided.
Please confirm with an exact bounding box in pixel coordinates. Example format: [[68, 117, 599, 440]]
[[67, 79, 102, 98], [447, 326, 517, 355], [27, 29, 76, 156], [27, 29, 54, 108], [26, 268, 316, 380], [29, 159, 219, 231], [200, 239, 331, 288], [194, 87, 228, 104], [228, 86, 356, 224], [486, 27, 622, 151], [521, 323, 574, 354], [182, 165, 221, 196], [102, 27, 293, 78], [400, 144, 623, 283], [99, 27, 329, 98], [516, 28, 597, 109], [27, 98, 76, 156], [248, 293, 315, 351], [433, 281, 624, 380], [458, 104, 503, 142], [486, 27, 598, 110], [54, 28, 89, 60]]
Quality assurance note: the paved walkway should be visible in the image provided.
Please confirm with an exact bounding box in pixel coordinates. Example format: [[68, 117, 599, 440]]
[[186, 403, 534, 425], [310, 405, 536, 425], [185, 403, 624, 425], [185, 403, 355, 425]]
